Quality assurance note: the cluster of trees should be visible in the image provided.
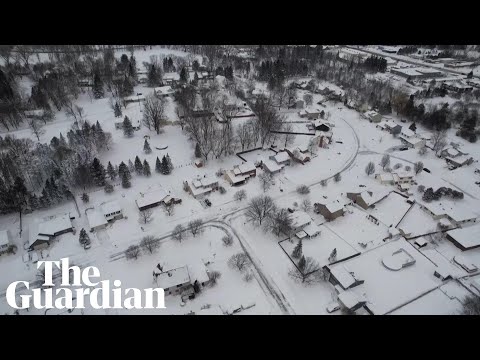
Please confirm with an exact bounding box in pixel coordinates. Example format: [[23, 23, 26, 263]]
[[214, 65, 234, 80], [162, 57, 175, 73], [257, 59, 309, 88], [422, 187, 464, 202], [397, 46, 418, 55], [363, 56, 387, 73]]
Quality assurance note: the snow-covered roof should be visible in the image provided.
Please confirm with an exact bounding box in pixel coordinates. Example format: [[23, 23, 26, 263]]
[[446, 225, 480, 250], [124, 95, 146, 102], [303, 222, 321, 237], [421, 201, 477, 223], [263, 160, 283, 173], [296, 231, 308, 239], [415, 67, 442, 75], [453, 255, 478, 273], [446, 155, 472, 166], [290, 211, 312, 229], [414, 237, 428, 247], [444, 147, 460, 157], [154, 86, 174, 95], [136, 188, 168, 209], [225, 170, 247, 184], [0, 230, 12, 247], [187, 260, 210, 285], [273, 151, 290, 164], [86, 208, 108, 229], [238, 162, 256, 174], [325, 200, 344, 214], [156, 266, 191, 289], [338, 290, 365, 310], [100, 201, 122, 216], [24, 109, 45, 117], [37, 215, 72, 236], [364, 110, 380, 118], [200, 176, 218, 187], [400, 136, 424, 146], [439, 218, 452, 227], [358, 190, 390, 207], [377, 173, 395, 183], [401, 128, 415, 137], [330, 265, 358, 289], [391, 67, 423, 77]]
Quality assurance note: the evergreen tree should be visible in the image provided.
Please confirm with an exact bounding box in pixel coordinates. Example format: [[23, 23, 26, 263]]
[[134, 156, 143, 175], [79, 228, 90, 246], [12, 177, 28, 211], [195, 143, 201, 158], [143, 160, 151, 176], [409, 122, 417, 132], [160, 155, 171, 175], [123, 116, 134, 137], [121, 170, 131, 188], [122, 77, 134, 96], [93, 72, 104, 99], [128, 159, 135, 173], [90, 158, 106, 186], [166, 153, 173, 172], [81, 192, 89, 203], [118, 161, 127, 179], [144, 139, 152, 154], [467, 71, 473, 79], [107, 161, 117, 181], [193, 71, 199, 85], [180, 67, 188, 83], [292, 240, 303, 259], [114, 102, 122, 118], [41, 188, 51, 208], [94, 121, 107, 149], [298, 255, 306, 272], [148, 64, 160, 87], [155, 156, 162, 173]]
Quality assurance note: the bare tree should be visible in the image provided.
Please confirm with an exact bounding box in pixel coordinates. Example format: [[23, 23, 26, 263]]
[[234, 189, 247, 202], [296, 185, 310, 194], [125, 245, 141, 260], [236, 121, 253, 151], [288, 257, 323, 284], [266, 208, 293, 237], [0, 45, 14, 66], [380, 154, 390, 170], [259, 172, 273, 192], [460, 295, 480, 315], [303, 93, 313, 106], [418, 185, 426, 193], [431, 129, 448, 155], [414, 161, 424, 174], [65, 102, 86, 124], [334, 173, 341, 182], [140, 235, 159, 254], [172, 224, 185, 242], [28, 118, 45, 141], [188, 219, 203, 237], [308, 137, 318, 155], [365, 161, 375, 176], [418, 146, 427, 156], [208, 270, 222, 285], [282, 123, 296, 148], [301, 199, 312, 213], [228, 253, 251, 272], [251, 96, 283, 147], [245, 195, 276, 225], [222, 234, 234, 246], [143, 95, 166, 134], [15, 45, 32, 68], [139, 209, 153, 224]]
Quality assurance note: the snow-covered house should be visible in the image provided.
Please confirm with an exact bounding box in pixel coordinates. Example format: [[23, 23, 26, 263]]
[[286, 147, 311, 164], [347, 190, 390, 210], [314, 199, 345, 221], [86, 201, 124, 232], [0, 230, 12, 255], [262, 160, 284, 175], [24, 109, 45, 119], [327, 265, 364, 291], [419, 201, 477, 227], [154, 86, 175, 98], [446, 225, 480, 251], [269, 151, 291, 166], [155, 266, 193, 297], [445, 155, 474, 169], [224, 170, 248, 186], [29, 215, 74, 251], [299, 108, 322, 120], [399, 135, 426, 149], [362, 110, 382, 123], [289, 211, 313, 235], [136, 188, 180, 211], [184, 176, 219, 199], [440, 146, 467, 159], [124, 95, 146, 104], [375, 172, 414, 187], [400, 128, 415, 138]]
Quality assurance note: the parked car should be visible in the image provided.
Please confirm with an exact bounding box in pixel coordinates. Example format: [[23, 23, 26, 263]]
[[287, 208, 295, 213], [399, 147, 408, 151], [423, 168, 431, 173], [204, 199, 212, 207]]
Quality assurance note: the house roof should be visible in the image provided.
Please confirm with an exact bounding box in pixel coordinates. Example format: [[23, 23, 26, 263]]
[[329, 265, 358, 289], [156, 266, 191, 289], [338, 290, 365, 310], [101, 201, 122, 216], [238, 162, 256, 174], [289, 211, 312, 229], [358, 190, 390, 207], [274, 151, 290, 164], [136, 188, 168, 209], [0, 230, 12, 247], [225, 170, 247, 184], [187, 260, 210, 285], [400, 136, 424, 146], [37, 215, 72, 236], [325, 200, 345, 214], [447, 225, 480, 249], [303, 222, 321, 237], [401, 128, 415, 137], [263, 160, 283, 173], [154, 86, 174, 95], [86, 209, 108, 229], [377, 173, 395, 182]]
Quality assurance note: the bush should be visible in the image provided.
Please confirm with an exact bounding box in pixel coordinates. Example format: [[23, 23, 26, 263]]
[[405, 165, 411, 171], [243, 271, 254, 282], [334, 173, 341, 182], [296, 185, 310, 194], [104, 183, 114, 193], [234, 189, 247, 201], [418, 185, 425, 193], [320, 179, 328, 187], [215, 168, 224, 177], [393, 163, 402, 170], [81, 193, 89, 203], [125, 245, 141, 260], [222, 234, 233, 246], [219, 186, 226, 194], [208, 271, 221, 285]]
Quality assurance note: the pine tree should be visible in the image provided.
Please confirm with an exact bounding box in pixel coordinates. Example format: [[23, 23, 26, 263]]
[[180, 67, 188, 83], [292, 240, 303, 259], [122, 76, 134, 97], [107, 161, 117, 181], [93, 72, 104, 99], [121, 170, 131, 188], [160, 155, 171, 175], [114, 102, 122, 118], [144, 139, 152, 154], [148, 64, 160, 87], [409, 122, 417, 132], [41, 188, 51, 208], [123, 116, 134, 137], [298, 255, 306, 272], [134, 156, 143, 175], [143, 160, 151, 176], [166, 153, 173, 172], [195, 143, 202, 158], [155, 156, 162, 173], [79, 228, 90, 246], [128, 159, 135, 173], [90, 158, 106, 186], [118, 161, 127, 179], [81, 192, 89, 203]]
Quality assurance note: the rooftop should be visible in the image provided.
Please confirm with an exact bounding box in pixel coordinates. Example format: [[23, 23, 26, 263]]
[[100, 200, 122, 216], [136, 188, 168, 209], [156, 266, 191, 290], [0, 230, 12, 247], [86, 208, 108, 229], [37, 215, 72, 236], [263, 160, 283, 173], [446, 225, 480, 250], [273, 151, 290, 164], [289, 211, 312, 229]]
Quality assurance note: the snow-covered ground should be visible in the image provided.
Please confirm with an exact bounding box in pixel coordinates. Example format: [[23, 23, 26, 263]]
[[2, 47, 480, 315]]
